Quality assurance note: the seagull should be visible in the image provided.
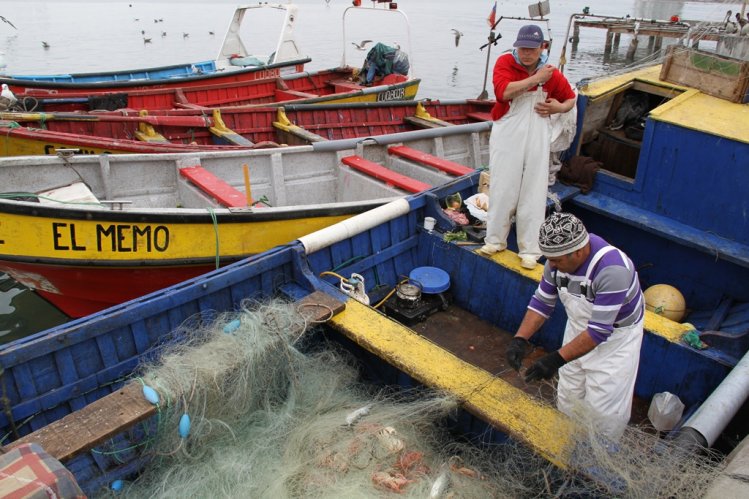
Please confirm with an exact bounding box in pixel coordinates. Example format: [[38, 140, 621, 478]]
[[141, 29, 145, 35], [1, 84, 17, 106], [351, 39, 372, 50], [183, 32, 190, 38], [42, 41, 50, 49], [162, 31, 167, 37], [209, 31, 214, 35], [451, 29, 464, 47], [0, 15, 17, 30], [143, 37, 152, 44]]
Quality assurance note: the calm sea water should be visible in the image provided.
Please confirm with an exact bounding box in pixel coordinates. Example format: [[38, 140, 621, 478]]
[[0, 0, 737, 341]]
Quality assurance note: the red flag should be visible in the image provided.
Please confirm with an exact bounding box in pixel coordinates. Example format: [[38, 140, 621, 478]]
[[487, 1, 497, 28]]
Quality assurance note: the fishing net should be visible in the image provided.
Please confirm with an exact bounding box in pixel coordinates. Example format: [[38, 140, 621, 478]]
[[98, 298, 724, 498]]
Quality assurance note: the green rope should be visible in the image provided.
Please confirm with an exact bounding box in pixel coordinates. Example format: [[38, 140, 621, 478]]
[[0, 121, 20, 129], [207, 207, 220, 269]]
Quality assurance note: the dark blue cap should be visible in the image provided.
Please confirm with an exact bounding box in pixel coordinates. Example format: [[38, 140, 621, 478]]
[[513, 24, 544, 48]]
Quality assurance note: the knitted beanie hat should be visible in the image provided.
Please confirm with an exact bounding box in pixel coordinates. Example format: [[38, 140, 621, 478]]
[[538, 212, 589, 257]]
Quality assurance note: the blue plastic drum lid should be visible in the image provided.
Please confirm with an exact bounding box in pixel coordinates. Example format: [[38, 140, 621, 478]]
[[409, 266, 450, 294]]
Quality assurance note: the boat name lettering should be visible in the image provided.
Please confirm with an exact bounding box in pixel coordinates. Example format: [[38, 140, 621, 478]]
[[96, 224, 170, 253], [376, 88, 405, 102], [52, 223, 86, 251], [43, 145, 111, 156], [253, 69, 280, 79]]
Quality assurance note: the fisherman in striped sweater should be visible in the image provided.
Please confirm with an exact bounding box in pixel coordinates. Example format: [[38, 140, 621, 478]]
[[506, 212, 645, 439]]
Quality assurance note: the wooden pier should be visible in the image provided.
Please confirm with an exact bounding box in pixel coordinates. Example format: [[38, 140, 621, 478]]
[[560, 15, 749, 69]]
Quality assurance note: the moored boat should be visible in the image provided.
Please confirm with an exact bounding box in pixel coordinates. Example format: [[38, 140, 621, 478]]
[[0, 99, 492, 155], [0, 4, 310, 91], [8, 66, 420, 113], [0, 122, 490, 316], [0, 144, 745, 495]]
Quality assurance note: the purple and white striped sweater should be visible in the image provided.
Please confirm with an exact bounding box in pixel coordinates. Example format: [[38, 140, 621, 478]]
[[528, 234, 644, 343]]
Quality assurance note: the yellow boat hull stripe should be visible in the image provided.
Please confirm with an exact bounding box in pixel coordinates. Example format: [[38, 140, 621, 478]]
[[330, 299, 576, 469]]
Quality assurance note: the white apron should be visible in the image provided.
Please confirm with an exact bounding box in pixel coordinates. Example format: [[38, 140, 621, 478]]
[[555, 246, 644, 440], [485, 85, 551, 259]]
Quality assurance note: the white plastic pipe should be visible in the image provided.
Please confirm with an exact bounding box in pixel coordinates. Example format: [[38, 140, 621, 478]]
[[681, 348, 749, 447], [299, 198, 410, 254]]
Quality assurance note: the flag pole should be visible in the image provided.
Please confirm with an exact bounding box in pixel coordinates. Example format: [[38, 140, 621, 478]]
[[478, 2, 501, 100]]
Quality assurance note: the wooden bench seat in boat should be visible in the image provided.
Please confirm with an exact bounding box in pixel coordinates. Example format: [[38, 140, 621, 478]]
[[388, 146, 474, 176], [465, 111, 492, 122], [178, 165, 247, 207], [328, 79, 364, 93], [340, 155, 431, 193], [1, 291, 345, 462], [274, 88, 318, 101]]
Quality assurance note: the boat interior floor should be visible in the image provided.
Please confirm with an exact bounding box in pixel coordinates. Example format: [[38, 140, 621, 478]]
[[410, 304, 651, 427]]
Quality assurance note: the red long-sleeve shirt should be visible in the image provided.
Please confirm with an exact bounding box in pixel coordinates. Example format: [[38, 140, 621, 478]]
[[490, 53, 575, 121]]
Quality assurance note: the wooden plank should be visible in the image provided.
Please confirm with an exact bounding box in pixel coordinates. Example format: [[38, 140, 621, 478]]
[[178, 165, 247, 207], [5, 383, 155, 462], [2, 291, 344, 462], [465, 111, 492, 122], [388, 145, 474, 176], [340, 155, 431, 193], [403, 115, 449, 129]]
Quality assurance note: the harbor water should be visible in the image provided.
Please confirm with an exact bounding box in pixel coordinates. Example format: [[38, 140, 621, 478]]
[[0, 0, 740, 340]]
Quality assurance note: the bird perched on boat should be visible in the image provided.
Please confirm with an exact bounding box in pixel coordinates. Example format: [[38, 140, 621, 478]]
[[451, 29, 464, 47], [41, 41, 50, 49], [0, 83, 17, 111], [351, 39, 372, 50]]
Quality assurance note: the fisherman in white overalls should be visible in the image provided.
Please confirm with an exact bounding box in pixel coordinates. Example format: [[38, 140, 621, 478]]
[[506, 212, 645, 440], [479, 25, 576, 270]]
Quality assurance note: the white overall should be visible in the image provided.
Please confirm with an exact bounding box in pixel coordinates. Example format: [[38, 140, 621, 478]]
[[556, 246, 644, 440], [485, 85, 550, 259]]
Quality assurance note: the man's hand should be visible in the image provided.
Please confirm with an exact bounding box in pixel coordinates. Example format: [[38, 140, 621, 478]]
[[524, 351, 566, 382], [533, 64, 555, 85], [535, 98, 563, 117], [506, 337, 531, 371]]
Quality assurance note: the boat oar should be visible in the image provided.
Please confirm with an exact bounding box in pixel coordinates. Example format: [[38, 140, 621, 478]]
[[0, 111, 212, 128]]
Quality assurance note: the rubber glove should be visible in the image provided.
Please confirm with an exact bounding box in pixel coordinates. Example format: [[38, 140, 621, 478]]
[[524, 351, 566, 382], [506, 337, 531, 371]]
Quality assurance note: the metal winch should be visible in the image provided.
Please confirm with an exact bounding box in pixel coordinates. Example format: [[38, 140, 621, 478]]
[[383, 266, 451, 326]]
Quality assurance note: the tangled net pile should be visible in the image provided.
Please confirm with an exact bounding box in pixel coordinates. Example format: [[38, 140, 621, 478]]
[[102, 298, 724, 498]]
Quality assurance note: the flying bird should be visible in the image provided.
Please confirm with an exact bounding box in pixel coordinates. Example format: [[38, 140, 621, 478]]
[[143, 37, 152, 44], [351, 39, 372, 50], [451, 29, 464, 47], [183, 32, 190, 38], [162, 31, 167, 37], [0, 15, 17, 30], [209, 31, 214, 35], [41, 41, 50, 49]]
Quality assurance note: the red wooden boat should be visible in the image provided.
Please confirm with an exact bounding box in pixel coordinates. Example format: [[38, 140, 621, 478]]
[[10, 67, 419, 112], [0, 99, 494, 155]]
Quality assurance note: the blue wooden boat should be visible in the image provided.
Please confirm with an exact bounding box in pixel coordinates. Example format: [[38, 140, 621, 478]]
[[0, 53, 747, 494], [0, 4, 310, 91]]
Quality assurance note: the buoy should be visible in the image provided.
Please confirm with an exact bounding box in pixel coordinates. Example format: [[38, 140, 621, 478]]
[[644, 284, 686, 322], [142, 385, 160, 405], [179, 413, 191, 438], [111, 479, 124, 492], [223, 319, 241, 334]]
